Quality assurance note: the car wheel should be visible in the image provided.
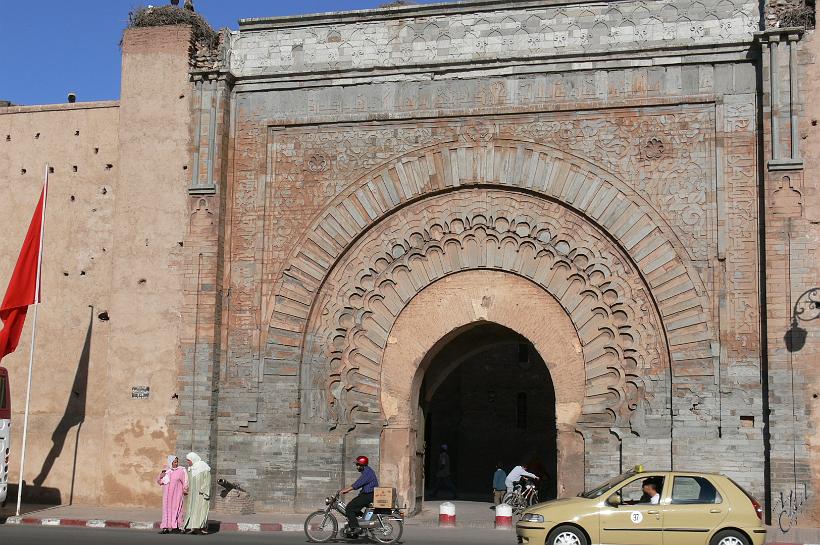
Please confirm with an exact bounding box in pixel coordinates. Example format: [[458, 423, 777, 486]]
[[546, 525, 588, 545], [710, 529, 750, 545]]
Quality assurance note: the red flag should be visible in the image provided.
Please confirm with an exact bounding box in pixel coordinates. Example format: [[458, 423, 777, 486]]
[[0, 181, 47, 363]]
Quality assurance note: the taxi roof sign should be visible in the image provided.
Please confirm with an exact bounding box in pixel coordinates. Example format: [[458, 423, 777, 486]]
[[634, 464, 644, 473]]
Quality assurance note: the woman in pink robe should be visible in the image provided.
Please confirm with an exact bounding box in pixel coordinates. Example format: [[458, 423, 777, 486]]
[[157, 455, 188, 533]]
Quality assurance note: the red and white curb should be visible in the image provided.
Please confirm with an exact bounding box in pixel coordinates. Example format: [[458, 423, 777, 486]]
[[494, 504, 513, 529], [4, 516, 302, 532], [438, 502, 456, 527]]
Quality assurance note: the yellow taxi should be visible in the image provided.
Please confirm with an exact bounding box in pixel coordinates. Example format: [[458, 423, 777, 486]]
[[516, 467, 766, 545]]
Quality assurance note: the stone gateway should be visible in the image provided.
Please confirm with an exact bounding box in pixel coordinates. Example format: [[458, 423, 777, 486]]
[[203, 0, 768, 513], [1, 0, 818, 535]]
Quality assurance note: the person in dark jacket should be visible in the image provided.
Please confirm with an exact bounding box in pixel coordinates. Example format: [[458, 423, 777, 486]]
[[492, 462, 507, 507], [340, 455, 379, 537]]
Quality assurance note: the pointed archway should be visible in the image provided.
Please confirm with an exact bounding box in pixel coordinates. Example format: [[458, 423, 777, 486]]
[[420, 322, 558, 503], [378, 269, 585, 511]]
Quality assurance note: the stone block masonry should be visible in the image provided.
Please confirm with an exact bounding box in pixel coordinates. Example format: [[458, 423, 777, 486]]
[[0, 1, 817, 531], [167, 0, 798, 516]]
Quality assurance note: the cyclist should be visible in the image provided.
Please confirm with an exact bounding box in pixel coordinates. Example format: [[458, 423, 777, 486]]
[[505, 464, 539, 493], [339, 456, 379, 537]]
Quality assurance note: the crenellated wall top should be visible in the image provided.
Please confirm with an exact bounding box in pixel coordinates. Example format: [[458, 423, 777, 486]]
[[226, 0, 760, 80]]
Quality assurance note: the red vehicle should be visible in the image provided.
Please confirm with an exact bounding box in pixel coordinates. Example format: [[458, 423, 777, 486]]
[[0, 367, 10, 505]]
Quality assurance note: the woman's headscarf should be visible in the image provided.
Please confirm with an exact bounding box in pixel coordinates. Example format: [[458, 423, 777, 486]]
[[186, 452, 211, 477], [161, 455, 176, 484]]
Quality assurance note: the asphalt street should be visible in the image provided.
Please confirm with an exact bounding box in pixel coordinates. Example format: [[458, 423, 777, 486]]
[[0, 525, 518, 544]]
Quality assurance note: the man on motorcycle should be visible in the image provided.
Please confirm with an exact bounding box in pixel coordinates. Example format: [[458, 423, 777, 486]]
[[339, 455, 379, 537]]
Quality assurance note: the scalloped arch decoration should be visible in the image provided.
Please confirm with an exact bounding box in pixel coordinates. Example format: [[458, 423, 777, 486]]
[[299, 190, 669, 431], [262, 142, 714, 431]]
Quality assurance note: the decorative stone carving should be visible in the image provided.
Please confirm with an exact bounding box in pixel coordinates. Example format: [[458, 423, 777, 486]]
[[644, 137, 666, 160], [230, 0, 759, 77], [301, 190, 669, 432]]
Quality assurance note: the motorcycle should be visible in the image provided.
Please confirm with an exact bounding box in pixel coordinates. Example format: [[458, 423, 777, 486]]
[[304, 491, 404, 543]]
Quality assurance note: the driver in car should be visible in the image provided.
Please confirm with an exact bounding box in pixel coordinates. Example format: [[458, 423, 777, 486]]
[[639, 478, 661, 504]]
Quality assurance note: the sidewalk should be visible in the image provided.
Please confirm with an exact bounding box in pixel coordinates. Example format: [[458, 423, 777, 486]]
[[1, 500, 505, 533], [3, 504, 307, 532], [3, 500, 820, 543]]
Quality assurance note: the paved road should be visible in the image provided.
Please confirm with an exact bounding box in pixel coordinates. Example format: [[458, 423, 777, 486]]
[[0, 525, 518, 544]]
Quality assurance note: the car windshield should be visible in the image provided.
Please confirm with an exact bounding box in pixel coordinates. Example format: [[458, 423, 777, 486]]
[[579, 472, 636, 499]]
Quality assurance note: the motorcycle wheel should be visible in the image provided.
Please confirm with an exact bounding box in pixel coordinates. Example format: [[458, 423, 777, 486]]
[[369, 517, 404, 544], [304, 511, 338, 543]]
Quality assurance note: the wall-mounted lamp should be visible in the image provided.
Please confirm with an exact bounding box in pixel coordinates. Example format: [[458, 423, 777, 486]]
[[785, 287, 819, 353]]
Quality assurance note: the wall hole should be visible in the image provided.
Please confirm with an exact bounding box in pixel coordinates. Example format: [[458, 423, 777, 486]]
[[74, 130, 80, 136], [97, 311, 109, 321], [21, 168, 26, 175], [72, 165, 78, 172], [183, 165, 188, 170], [101, 187, 108, 195], [70, 195, 75, 202], [740, 415, 755, 427], [179, 94, 185, 99], [5, 135, 10, 141], [80, 271, 86, 276], [814, 393, 818, 399], [105, 164, 113, 170], [138, 278, 147, 285], [93, 147, 99, 154], [177, 241, 184, 247], [48, 166, 54, 174], [34, 133, 40, 139], [62, 272, 69, 277], [813, 120, 818, 126]]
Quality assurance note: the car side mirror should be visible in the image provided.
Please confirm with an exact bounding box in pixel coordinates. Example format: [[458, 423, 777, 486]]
[[606, 494, 622, 507]]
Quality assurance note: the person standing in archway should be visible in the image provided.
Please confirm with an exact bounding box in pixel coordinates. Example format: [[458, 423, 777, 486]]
[[430, 444, 456, 499], [492, 462, 507, 507]]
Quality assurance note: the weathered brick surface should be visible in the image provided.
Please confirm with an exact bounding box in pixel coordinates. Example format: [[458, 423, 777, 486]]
[[5, 0, 815, 522], [178, 0, 782, 515]]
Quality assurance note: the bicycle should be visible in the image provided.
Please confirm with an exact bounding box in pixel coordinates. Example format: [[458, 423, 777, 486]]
[[502, 477, 540, 516]]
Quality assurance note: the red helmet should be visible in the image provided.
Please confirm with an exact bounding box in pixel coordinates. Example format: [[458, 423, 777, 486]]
[[355, 456, 369, 466]]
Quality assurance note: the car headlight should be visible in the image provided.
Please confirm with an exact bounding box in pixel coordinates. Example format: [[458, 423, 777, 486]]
[[521, 513, 544, 523]]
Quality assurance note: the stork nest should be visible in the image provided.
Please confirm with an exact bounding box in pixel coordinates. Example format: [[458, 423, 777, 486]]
[[780, 5, 816, 29], [124, 5, 219, 49]]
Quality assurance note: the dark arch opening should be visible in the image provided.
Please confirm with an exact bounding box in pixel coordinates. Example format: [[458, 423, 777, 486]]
[[420, 322, 557, 502]]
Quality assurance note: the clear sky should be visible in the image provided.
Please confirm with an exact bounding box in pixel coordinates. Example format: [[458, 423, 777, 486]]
[[0, 0, 433, 106]]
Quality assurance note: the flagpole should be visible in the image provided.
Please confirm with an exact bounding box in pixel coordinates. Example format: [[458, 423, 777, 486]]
[[16, 165, 48, 517]]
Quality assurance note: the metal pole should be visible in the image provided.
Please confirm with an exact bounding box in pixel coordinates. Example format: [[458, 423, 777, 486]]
[[16, 165, 48, 517]]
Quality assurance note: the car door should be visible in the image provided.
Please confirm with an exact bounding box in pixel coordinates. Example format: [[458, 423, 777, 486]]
[[663, 475, 729, 545], [598, 474, 665, 545]]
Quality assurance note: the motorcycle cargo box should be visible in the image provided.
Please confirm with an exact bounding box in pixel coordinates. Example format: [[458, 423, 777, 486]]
[[373, 487, 396, 508]]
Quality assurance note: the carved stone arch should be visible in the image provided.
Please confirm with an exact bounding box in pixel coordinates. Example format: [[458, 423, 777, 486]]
[[300, 190, 670, 440], [265, 141, 712, 366]]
